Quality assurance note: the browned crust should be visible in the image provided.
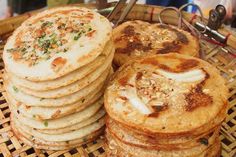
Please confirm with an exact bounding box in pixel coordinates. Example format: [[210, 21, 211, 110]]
[[140, 57, 199, 73], [155, 24, 189, 54], [185, 90, 213, 112], [185, 71, 212, 112], [115, 24, 190, 55]]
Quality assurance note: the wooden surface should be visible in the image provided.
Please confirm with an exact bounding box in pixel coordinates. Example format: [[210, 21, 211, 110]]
[[0, 3, 236, 157]]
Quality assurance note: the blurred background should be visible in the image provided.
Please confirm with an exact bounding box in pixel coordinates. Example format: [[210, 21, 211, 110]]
[[0, 0, 235, 27]]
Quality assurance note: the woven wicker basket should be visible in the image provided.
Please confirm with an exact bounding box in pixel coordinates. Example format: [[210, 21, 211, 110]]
[[0, 3, 235, 157]]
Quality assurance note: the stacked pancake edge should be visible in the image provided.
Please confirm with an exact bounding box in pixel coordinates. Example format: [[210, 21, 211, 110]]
[[3, 6, 113, 150]]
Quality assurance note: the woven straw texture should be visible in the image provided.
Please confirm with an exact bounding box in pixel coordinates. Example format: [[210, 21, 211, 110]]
[[0, 3, 236, 157]]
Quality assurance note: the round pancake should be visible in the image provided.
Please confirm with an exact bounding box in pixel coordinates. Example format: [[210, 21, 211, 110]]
[[4, 68, 111, 106], [106, 117, 220, 150], [12, 65, 111, 98], [113, 20, 199, 66], [114, 101, 227, 139], [3, 7, 112, 81], [12, 99, 103, 129], [105, 53, 228, 137], [8, 44, 114, 91], [6, 86, 104, 120], [11, 117, 105, 150], [37, 112, 106, 134], [13, 115, 105, 142], [105, 129, 217, 157], [104, 137, 221, 157]]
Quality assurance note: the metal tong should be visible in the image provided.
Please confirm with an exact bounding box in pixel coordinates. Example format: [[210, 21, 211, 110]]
[[107, 0, 138, 26]]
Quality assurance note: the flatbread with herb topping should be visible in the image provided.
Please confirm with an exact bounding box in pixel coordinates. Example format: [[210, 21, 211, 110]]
[[3, 6, 112, 81], [8, 42, 114, 91]]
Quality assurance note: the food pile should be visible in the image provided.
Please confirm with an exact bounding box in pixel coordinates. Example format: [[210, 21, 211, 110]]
[[104, 53, 228, 157], [3, 6, 113, 150], [2, 6, 229, 156]]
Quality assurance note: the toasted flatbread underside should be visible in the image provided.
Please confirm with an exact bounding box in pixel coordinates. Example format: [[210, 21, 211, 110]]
[[113, 20, 199, 66], [3, 7, 112, 81], [105, 53, 228, 136]]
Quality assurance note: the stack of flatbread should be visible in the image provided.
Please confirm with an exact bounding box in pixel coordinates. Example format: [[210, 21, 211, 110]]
[[104, 53, 228, 157], [113, 20, 200, 67], [3, 7, 113, 150]]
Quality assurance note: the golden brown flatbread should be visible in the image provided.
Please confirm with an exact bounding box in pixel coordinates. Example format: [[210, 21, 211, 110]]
[[113, 20, 199, 66], [105, 53, 228, 137]]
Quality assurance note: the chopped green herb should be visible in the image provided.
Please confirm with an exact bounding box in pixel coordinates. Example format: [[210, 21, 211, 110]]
[[74, 34, 81, 40], [88, 28, 92, 31], [49, 33, 57, 38], [44, 121, 48, 127], [199, 138, 208, 146], [32, 61, 39, 66], [40, 33, 46, 39], [13, 86, 19, 92], [63, 48, 68, 52], [21, 48, 27, 52], [33, 115, 36, 118], [41, 21, 53, 28], [7, 48, 16, 53]]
